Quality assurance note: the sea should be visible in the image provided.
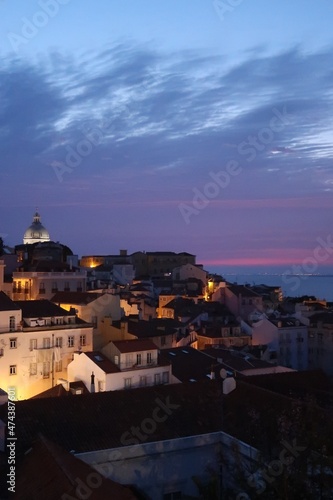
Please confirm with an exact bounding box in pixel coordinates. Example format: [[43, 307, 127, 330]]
[[206, 267, 333, 301]]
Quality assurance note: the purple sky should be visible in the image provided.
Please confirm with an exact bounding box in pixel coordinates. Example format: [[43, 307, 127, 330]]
[[1, 1, 333, 273]]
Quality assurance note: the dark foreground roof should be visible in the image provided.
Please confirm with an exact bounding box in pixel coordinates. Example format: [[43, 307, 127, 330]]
[[0, 291, 20, 311], [14, 434, 140, 500], [2, 374, 333, 463], [14, 299, 74, 318]]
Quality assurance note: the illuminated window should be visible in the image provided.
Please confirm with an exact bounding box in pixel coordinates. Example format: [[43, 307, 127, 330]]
[[30, 339, 37, 351], [24, 281, 29, 294], [9, 365, 17, 375], [10, 338, 17, 349], [30, 363, 37, 376], [17, 281, 22, 293]]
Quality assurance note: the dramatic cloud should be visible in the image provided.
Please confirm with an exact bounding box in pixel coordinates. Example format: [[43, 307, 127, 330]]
[[1, 41, 333, 263]]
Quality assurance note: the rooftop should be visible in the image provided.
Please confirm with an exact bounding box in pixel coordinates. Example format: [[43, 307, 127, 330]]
[[112, 339, 158, 353], [0, 291, 20, 311], [14, 299, 75, 318], [84, 351, 120, 374]]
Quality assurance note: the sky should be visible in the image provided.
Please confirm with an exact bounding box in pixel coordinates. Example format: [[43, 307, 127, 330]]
[[1, 0, 333, 273]]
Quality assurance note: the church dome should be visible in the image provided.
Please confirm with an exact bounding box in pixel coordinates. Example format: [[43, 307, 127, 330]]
[[23, 211, 50, 245]]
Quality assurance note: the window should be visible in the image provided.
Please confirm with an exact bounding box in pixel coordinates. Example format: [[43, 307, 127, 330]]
[[124, 378, 132, 389], [136, 354, 142, 366], [43, 362, 50, 378], [9, 317, 16, 332], [55, 360, 62, 372], [9, 365, 17, 375], [77, 282, 82, 292], [147, 352, 152, 364], [64, 281, 70, 292], [162, 371, 169, 384], [55, 337, 62, 348], [68, 336, 74, 348], [140, 375, 147, 387], [114, 355, 119, 365], [43, 338, 50, 349], [0, 348, 3, 357], [30, 339, 37, 351], [24, 281, 29, 294], [154, 373, 161, 385], [17, 281, 22, 293], [10, 338, 17, 349], [51, 282, 58, 293], [125, 353, 133, 367], [39, 282, 45, 294], [30, 363, 37, 376], [79, 335, 86, 346]]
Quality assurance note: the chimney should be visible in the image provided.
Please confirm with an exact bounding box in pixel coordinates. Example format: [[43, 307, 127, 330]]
[[210, 365, 215, 380], [90, 371, 95, 393]]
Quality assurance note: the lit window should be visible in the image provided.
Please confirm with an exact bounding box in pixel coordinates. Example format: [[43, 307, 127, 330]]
[[10, 338, 17, 349], [30, 363, 37, 376], [68, 336, 74, 348], [9, 365, 17, 375]]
